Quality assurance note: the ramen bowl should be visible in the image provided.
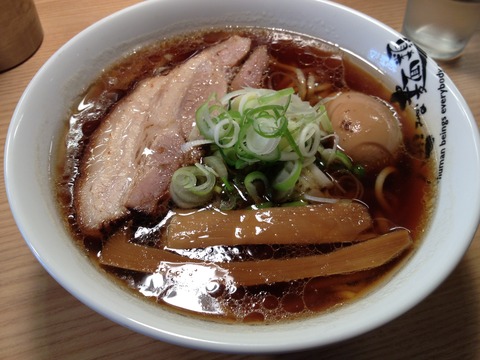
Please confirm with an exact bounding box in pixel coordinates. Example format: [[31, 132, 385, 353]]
[[5, 0, 480, 354]]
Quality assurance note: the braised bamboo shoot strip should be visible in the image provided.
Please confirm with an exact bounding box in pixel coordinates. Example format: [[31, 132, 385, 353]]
[[99, 228, 412, 285], [165, 202, 373, 249], [222, 229, 412, 285], [99, 229, 202, 273]]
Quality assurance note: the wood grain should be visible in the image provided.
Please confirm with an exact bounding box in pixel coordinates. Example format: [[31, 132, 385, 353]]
[[1, 0, 479, 359]]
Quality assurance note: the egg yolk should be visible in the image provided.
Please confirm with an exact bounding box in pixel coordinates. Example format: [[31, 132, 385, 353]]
[[325, 91, 402, 172]]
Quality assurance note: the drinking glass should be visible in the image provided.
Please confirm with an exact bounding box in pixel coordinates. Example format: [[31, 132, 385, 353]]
[[402, 0, 480, 61]]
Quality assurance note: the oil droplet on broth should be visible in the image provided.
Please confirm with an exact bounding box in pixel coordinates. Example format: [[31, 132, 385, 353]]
[[138, 262, 234, 315]]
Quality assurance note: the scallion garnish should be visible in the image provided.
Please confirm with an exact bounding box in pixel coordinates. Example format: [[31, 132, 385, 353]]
[[172, 87, 362, 208]]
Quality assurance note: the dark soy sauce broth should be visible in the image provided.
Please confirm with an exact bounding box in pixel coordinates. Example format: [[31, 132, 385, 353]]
[[56, 28, 436, 324]]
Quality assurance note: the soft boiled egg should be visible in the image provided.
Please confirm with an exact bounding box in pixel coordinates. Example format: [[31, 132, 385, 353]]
[[325, 91, 403, 172]]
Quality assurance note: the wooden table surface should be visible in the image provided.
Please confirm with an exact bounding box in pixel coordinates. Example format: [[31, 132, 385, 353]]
[[1, 0, 479, 359]]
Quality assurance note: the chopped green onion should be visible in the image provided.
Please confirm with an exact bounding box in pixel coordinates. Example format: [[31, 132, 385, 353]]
[[352, 164, 366, 178], [218, 147, 238, 167], [244, 171, 270, 204], [171, 87, 360, 209], [203, 155, 233, 191], [334, 150, 353, 169], [317, 104, 333, 133], [298, 122, 322, 157], [203, 155, 227, 178], [258, 87, 294, 104], [273, 160, 302, 192], [169, 164, 216, 208], [282, 127, 304, 161], [213, 118, 240, 148]]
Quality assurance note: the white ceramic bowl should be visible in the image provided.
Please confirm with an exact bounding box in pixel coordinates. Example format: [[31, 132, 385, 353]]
[[5, 0, 480, 354]]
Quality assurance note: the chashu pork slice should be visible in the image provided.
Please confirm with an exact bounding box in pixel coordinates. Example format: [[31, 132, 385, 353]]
[[230, 45, 269, 90], [75, 35, 252, 236]]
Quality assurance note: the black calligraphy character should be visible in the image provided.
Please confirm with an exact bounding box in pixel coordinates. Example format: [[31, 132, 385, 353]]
[[386, 38, 414, 65], [388, 38, 428, 109]]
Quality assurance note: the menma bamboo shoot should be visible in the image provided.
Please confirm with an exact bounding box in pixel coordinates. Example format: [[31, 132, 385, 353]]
[[99, 228, 412, 286], [165, 201, 373, 249]]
